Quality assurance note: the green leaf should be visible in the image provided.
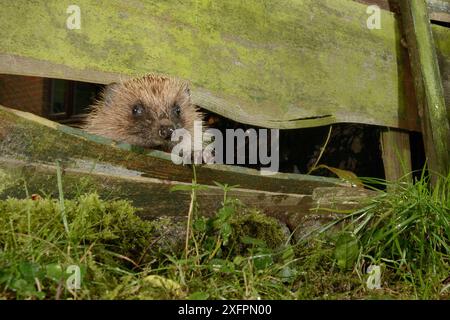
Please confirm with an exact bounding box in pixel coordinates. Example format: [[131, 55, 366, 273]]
[[312, 165, 363, 187], [334, 232, 360, 271], [213, 181, 226, 189], [45, 263, 63, 282], [215, 206, 234, 224], [213, 181, 240, 190]]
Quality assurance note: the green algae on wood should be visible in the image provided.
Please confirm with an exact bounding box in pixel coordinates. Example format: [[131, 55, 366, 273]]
[[399, 0, 450, 178], [0, 0, 420, 130], [432, 25, 450, 113]]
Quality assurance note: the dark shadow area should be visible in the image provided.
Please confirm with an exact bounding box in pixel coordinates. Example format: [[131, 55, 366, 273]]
[[203, 109, 386, 179], [431, 20, 450, 28]]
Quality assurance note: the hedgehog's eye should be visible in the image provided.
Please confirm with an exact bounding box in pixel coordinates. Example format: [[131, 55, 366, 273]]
[[132, 103, 144, 117], [172, 104, 181, 117]]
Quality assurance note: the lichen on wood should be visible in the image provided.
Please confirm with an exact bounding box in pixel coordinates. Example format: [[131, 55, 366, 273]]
[[399, 0, 450, 178], [0, 0, 428, 130]]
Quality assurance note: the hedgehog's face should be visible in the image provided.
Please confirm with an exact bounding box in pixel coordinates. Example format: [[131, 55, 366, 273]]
[[95, 75, 201, 151], [123, 96, 188, 151]]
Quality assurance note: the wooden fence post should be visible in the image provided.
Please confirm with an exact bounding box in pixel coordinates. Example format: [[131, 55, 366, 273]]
[[380, 129, 412, 182], [399, 0, 450, 180]]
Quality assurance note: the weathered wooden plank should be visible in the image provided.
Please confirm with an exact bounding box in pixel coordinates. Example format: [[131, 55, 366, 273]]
[[427, 0, 450, 23], [0, 156, 304, 221], [0, 105, 348, 195], [0, 0, 421, 131], [350, 2, 450, 120], [433, 25, 450, 112], [353, 0, 393, 12], [399, 0, 450, 178], [0, 105, 377, 230], [380, 129, 412, 182], [0, 156, 376, 231]]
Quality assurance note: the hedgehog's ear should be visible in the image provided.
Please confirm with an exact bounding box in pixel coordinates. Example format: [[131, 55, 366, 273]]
[[103, 82, 120, 107]]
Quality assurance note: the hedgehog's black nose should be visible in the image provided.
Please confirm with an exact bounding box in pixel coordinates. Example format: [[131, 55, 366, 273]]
[[159, 125, 175, 140]]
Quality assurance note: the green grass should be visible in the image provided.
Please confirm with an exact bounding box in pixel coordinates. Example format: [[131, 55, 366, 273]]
[[0, 169, 449, 299], [324, 172, 450, 298]]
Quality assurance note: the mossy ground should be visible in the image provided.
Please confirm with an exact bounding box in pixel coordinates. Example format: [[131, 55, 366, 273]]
[[0, 173, 449, 300]]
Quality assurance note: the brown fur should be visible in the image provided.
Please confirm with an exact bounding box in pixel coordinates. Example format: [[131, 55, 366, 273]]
[[83, 74, 203, 151]]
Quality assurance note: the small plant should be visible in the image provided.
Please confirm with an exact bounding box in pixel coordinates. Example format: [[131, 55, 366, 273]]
[[167, 173, 296, 299]]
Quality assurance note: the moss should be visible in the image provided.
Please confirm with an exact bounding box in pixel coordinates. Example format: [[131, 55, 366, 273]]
[[0, 194, 157, 264], [103, 274, 186, 300], [230, 210, 288, 250], [433, 25, 450, 58]]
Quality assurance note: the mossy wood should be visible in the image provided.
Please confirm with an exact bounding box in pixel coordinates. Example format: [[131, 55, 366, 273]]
[[2, 0, 449, 131], [399, 0, 450, 177], [434, 23, 450, 114], [0, 105, 376, 229]]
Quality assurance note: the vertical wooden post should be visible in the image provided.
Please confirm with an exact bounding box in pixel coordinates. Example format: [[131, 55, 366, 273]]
[[399, 0, 450, 179], [380, 129, 412, 182]]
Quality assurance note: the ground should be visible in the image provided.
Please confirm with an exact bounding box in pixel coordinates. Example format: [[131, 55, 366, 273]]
[[0, 173, 449, 300]]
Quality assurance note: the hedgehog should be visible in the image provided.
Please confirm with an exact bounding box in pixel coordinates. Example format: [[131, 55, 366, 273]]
[[83, 74, 203, 152]]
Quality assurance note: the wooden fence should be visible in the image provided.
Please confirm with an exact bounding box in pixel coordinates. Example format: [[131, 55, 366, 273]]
[[0, 0, 449, 226]]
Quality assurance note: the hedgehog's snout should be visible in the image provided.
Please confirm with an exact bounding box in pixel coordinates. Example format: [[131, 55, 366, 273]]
[[158, 125, 175, 140]]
